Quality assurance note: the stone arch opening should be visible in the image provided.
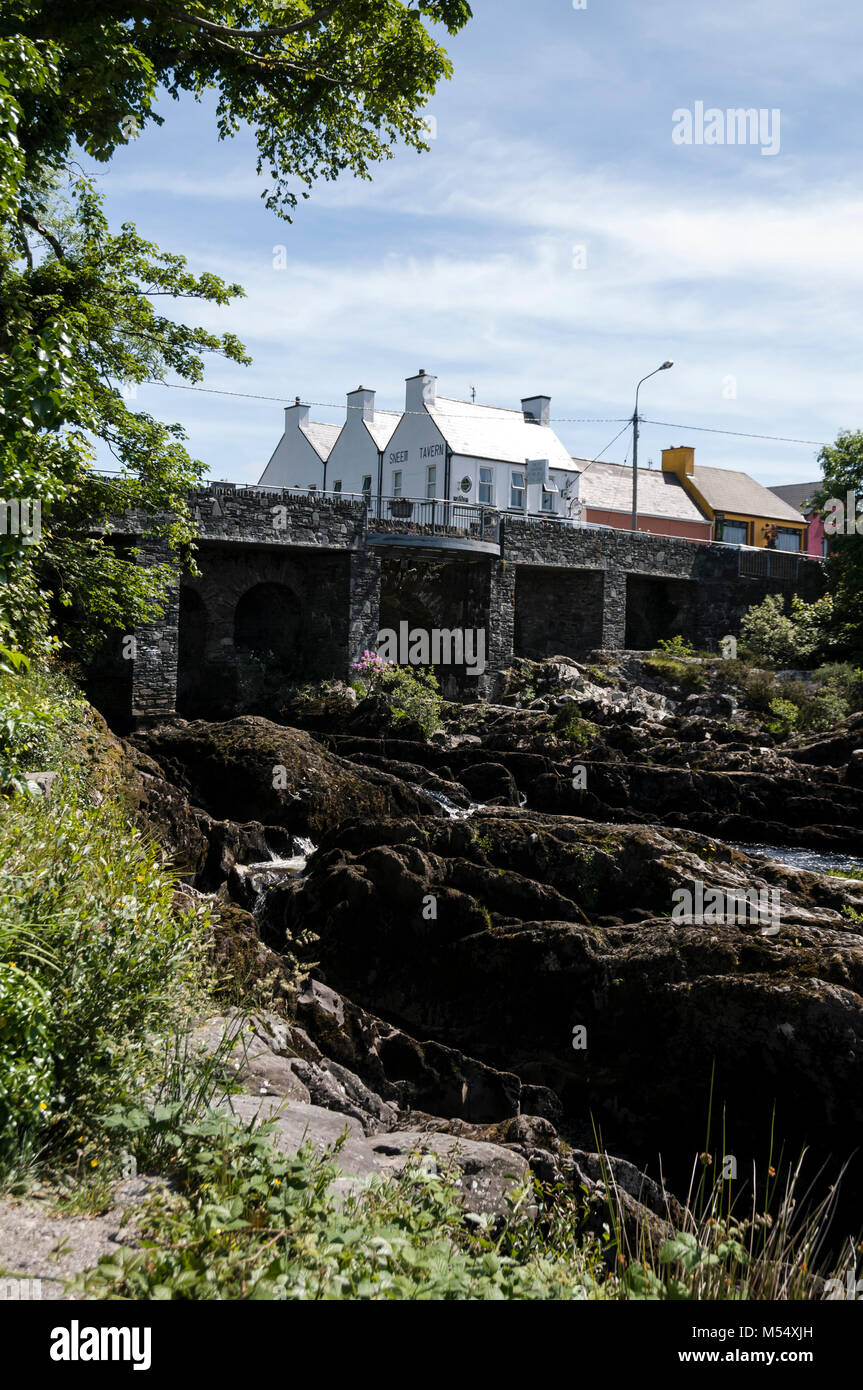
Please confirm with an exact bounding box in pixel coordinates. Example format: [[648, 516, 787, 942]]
[[379, 557, 490, 699], [234, 581, 300, 664], [625, 575, 698, 650]]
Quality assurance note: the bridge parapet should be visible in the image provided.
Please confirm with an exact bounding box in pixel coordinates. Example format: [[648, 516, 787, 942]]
[[187, 485, 365, 549]]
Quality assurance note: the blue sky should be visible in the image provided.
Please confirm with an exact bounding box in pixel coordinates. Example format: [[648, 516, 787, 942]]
[[92, 0, 863, 488]]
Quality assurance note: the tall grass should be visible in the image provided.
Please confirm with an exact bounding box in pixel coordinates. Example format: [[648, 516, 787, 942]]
[[0, 662, 207, 1177]]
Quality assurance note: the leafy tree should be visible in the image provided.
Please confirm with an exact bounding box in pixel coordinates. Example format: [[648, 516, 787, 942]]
[[7, 2, 472, 217], [810, 430, 863, 658], [0, 2, 472, 654], [1, 171, 250, 656]]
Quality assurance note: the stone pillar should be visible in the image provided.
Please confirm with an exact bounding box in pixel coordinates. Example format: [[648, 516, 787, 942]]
[[346, 549, 381, 675], [130, 539, 180, 720], [600, 569, 626, 650], [482, 558, 516, 700]]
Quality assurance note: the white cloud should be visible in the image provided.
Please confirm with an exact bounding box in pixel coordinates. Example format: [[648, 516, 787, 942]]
[[108, 120, 861, 488]]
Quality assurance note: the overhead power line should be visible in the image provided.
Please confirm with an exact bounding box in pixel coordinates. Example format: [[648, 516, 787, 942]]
[[641, 419, 827, 447], [144, 379, 627, 423], [139, 379, 829, 446]]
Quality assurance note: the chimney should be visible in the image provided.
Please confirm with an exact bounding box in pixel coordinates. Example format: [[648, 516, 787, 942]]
[[285, 399, 310, 429], [347, 386, 375, 422], [662, 445, 695, 476], [522, 395, 551, 426], [406, 369, 436, 412]]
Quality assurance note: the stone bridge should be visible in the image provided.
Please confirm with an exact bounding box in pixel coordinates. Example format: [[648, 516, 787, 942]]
[[88, 483, 825, 723]]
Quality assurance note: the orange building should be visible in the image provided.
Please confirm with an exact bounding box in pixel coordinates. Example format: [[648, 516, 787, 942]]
[[660, 446, 806, 550]]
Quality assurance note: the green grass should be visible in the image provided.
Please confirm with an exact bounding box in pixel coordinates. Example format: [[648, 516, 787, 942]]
[[0, 662, 207, 1178]]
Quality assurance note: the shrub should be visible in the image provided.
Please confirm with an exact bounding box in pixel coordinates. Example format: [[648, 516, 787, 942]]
[[766, 697, 799, 737], [803, 685, 850, 732], [679, 664, 708, 691], [656, 635, 697, 659], [740, 594, 836, 668], [352, 652, 443, 737], [74, 1111, 606, 1301], [813, 662, 863, 712], [563, 712, 599, 747], [378, 665, 442, 736]]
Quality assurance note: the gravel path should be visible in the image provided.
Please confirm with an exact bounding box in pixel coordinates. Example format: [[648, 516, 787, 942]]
[[0, 1178, 159, 1301]]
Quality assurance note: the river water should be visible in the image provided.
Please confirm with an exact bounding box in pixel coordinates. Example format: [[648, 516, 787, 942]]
[[719, 842, 863, 876]]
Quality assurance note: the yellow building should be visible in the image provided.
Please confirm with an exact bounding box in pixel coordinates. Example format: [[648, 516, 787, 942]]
[[661, 446, 806, 550]]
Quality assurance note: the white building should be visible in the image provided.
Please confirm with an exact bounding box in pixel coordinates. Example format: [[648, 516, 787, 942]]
[[258, 397, 342, 490], [257, 371, 581, 519], [324, 387, 400, 504]]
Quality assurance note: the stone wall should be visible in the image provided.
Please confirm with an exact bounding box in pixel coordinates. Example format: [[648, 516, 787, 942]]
[[130, 539, 180, 721], [122, 491, 368, 720], [514, 568, 605, 661], [502, 519, 825, 654]]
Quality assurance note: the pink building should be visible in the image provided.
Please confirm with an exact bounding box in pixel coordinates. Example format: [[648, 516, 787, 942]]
[[769, 483, 827, 557]]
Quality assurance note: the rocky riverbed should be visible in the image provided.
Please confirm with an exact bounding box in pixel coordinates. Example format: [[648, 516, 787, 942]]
[[92, 651, 863, 1241]]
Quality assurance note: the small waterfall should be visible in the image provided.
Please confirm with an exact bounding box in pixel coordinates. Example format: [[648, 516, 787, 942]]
[[418, 786, 486, 821], [245, 838, 319, 920]]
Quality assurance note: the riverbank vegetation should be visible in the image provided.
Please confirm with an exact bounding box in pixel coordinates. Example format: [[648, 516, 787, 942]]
[[1, 658, 857, 1300]]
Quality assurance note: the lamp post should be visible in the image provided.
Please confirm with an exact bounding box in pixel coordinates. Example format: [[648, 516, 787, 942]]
[[632, 361, 673, 531]]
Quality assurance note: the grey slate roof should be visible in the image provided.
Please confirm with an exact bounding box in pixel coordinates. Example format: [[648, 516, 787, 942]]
[[690, 466, 805, 523], [768, 481, 821, 513], [578, 459, 709, 523]]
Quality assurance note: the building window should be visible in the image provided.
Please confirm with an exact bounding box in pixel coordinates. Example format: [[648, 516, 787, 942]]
[[541, 489, 555, 513], [510, 471, 525, 509], [426, 465, 437, 499], [392, 470, 402, 498], [775, 528, 801, 552], [479, 467, 494, 505], [719, 518, 748, 545], [361, 474, 372, 498], [333, 480, 342, 493]]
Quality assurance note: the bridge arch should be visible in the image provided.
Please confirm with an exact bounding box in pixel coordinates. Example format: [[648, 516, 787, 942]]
[[233, 580, 301, 664]]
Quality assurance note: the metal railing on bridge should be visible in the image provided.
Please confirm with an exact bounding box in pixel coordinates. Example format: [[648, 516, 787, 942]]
[[241, 488, 607, 544], [737, 546, 804, 586]]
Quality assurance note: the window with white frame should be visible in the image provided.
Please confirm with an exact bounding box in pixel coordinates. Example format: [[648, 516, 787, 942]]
[[392, 470, 402, 498], [541, 488, 555, 513], [361, 474, 372, 498], [510, 471, 525, 509], [426, 465, 437, 499], [333, 480, 342, 493], [478, 467, 494, 505]]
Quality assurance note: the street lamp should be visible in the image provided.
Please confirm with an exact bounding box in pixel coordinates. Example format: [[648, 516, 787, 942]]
[[632, 361, 673, 531]]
